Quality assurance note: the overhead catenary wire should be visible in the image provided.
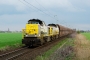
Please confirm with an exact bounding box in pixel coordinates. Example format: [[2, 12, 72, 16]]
[[34, 0, 59, 23], [23, 0, 58, 20], [19, 0, 58, 21], [34, 0, 54, 16], [18, 0, 38, 12], [18, 0, 31, 9], [34, 0, 67, 25], [18, 0, 70, 26]]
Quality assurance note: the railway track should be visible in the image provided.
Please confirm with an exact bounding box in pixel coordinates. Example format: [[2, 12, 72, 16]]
[[0, 44, 47, 60], [0, 46, 30, 60], [15, 36, 69, 60], [0, 35, 71, 60]]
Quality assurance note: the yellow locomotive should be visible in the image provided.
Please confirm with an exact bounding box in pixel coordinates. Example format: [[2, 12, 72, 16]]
[[22, 19, 74, 47], [22, 19, 53, 46], [48, 24, 59, 39]]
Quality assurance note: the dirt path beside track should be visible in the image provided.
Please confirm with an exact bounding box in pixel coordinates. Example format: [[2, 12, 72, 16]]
[[74, 34, 90, 60]]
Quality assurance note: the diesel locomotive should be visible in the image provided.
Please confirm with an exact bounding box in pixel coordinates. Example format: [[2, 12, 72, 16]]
[[22, 19, 73, 46]]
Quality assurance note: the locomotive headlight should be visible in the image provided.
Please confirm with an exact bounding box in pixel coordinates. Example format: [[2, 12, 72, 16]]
[[35, 35, 37, 37], [26, 35, 28, 37]]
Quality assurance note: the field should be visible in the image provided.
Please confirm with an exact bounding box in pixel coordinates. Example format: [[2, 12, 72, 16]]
[[74, 34, 90, 60], [82, 32, 90, 40], [0, 33, 22, 50]]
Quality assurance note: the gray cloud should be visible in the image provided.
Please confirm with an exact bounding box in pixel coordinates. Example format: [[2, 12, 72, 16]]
[[0, 0, 90, 31]]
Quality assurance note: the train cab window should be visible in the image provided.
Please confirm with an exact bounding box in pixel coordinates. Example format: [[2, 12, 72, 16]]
[[28, 21, 39, 24], [48, 24, 57, 27], [28, 19, 43, 26]]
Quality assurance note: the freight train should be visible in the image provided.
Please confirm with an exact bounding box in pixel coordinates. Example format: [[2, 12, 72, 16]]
[[22, 19, 74, 46]]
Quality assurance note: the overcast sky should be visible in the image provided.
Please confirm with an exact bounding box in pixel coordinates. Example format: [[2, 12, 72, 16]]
[[0, 0, 90, 31]]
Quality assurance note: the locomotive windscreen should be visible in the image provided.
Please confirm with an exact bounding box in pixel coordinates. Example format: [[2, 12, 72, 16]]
[[28, 19, 43, 25], [48, 24, 57, 27]]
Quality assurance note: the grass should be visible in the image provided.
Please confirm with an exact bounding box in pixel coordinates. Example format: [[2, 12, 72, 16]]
[[0, 33, 22, 50], [35, 38, 68, 60], [82, 32, 90, 40], [65, 39, 75, 60]]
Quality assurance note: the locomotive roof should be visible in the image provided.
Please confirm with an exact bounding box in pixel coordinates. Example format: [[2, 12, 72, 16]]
[[48, 24, 57, 27], [28, 19, 43, 24]]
